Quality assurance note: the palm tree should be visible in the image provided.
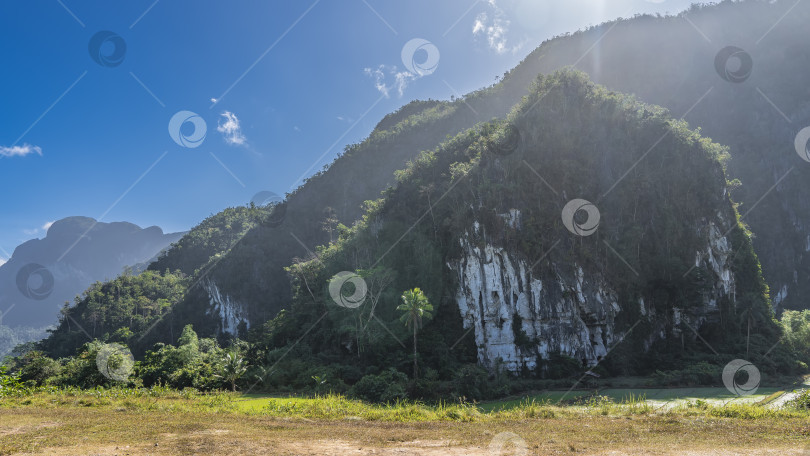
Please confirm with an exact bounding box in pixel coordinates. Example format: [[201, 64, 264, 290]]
[[738, 295, 770, 358], [397, 288, 434, 380], [216, 351, 248, 392]]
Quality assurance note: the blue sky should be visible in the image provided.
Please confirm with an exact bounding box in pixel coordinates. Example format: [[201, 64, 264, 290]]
[[0, 0, 695, 262]]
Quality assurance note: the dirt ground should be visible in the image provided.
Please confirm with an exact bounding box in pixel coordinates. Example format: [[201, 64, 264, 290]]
[[1, 407, 809, 455]]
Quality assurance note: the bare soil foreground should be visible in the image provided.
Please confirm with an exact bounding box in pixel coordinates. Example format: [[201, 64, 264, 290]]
[[2, 406, 810, 455]]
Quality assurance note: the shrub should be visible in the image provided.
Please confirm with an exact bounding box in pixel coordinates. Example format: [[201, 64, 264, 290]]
[[349, 368, 408, 403], [16, 351, 61, 386], [649, 361, 720, 387], [786, 389, 810, 410]]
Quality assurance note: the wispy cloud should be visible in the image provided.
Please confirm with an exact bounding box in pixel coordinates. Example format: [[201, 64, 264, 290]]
[[217, 111, 247, 146], [0, 258, 6, 267], [473, 0, 524, 55], [364, 65, 417, 98], [22, 220, 55, 238], [0, 144, 42, 158]]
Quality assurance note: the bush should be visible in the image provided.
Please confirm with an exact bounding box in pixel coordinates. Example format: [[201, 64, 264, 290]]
[[0, 365, 27, 396], [541, 353, 582, 380], [786, 389, 810, 410], [349, 368, 408, 403], [16, 351, 61, 386], [53, 341, 120, 388], [649, 361, 720, 387], [451, 364, 510, 400]]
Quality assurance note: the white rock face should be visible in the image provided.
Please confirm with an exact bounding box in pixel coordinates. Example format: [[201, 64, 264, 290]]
[[773, 285, 788, 308], [704, 223, 736, 301], [203, 280, 249, 336], [450, 220, 738, 373], [449, 231, 619, 372]]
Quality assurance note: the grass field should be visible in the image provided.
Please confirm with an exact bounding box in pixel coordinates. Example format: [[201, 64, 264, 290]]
[[1, 387, 810, 455]]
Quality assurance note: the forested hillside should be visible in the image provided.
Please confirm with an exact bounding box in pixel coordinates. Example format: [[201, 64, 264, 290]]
[[38, 0, 808, 364], [247, 71, 786, 396]]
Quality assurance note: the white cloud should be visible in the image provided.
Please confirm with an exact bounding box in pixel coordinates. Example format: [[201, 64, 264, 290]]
[[473, 0, 524, 55], [0, 258, 6, 267], [217, 111, 247, 146], [22, 220, 55, 238], [364, 65, 418, 98], [0, 144, 42, 158]]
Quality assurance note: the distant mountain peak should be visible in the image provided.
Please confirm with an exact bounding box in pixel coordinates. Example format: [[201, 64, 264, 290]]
[[0, 216, 184, 330]]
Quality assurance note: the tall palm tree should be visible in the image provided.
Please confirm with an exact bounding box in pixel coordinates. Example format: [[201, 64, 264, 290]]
[[216, 351, 248, 392], [397, 288, 433, 380]]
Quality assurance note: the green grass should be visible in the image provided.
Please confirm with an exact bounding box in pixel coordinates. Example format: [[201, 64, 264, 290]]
[[3, 385, 809, 422], [477, 387, 784, 412]]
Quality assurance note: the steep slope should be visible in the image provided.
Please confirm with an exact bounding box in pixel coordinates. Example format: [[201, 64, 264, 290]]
[[263, 72, 779, 384], [152, 92, 526, 340], [486, 0, 810, 311], [0, 217, 183, 329]]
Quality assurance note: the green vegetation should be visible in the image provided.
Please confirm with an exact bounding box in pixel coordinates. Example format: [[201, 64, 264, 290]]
[[12, 71, 806, 403], [148, 205, 271, 276], [40, 270, 188, 358]]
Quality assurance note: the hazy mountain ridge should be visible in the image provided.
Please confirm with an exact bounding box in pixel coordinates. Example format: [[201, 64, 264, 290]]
[[0, 216, 183, 329]]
